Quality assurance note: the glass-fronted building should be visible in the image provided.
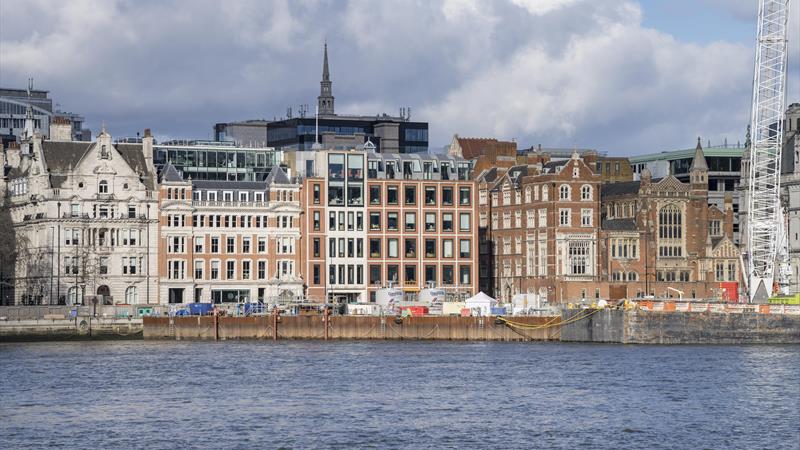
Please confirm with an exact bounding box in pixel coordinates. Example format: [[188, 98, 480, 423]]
[[266, 116, 429, 153], [154, 140, 283, 182]]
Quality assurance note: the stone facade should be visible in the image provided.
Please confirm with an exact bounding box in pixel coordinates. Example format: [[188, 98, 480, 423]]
[[1, 129, 158, 305], [157, 165, 302, 304], [600, 142, 741, 301]]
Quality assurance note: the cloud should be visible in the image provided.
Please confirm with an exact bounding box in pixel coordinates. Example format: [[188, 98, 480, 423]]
[[0, 0, 788, 155]]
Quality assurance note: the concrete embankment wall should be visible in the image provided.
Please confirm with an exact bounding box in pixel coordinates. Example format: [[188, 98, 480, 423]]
[[560, 309, 800, 344], [0, 317, 143, 341], [144, 315, 561, 341]]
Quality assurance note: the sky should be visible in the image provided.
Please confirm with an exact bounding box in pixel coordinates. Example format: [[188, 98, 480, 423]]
[[1, 0, 798, 155]]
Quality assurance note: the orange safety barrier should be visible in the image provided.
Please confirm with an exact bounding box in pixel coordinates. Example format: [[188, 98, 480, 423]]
[[759, 304, 770, 314], [664, 302, 676, 312]]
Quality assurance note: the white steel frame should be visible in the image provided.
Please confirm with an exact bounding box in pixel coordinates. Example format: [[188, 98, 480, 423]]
[[745, 0, 790, 300]]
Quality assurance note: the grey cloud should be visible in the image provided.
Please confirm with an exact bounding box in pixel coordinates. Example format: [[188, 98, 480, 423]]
[[0, 0, 794, 154]]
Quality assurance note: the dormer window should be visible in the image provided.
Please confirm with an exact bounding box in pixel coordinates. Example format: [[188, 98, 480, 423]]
[[100, 145, 109, 159], [98, 180, 109, 194]]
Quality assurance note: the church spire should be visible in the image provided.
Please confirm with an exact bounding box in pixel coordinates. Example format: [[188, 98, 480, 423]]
[[322, 42, 330, 81], [318, 42, 335, 116]]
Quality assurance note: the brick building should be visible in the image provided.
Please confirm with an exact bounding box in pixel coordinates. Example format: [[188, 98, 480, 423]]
[[299, 148, 478, 304], [157, 165, 302, 304], [476, 151, 602, 304], [600, 142, 741, 301]]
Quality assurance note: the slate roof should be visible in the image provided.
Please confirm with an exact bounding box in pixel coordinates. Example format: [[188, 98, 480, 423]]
[[601, 180, 641, 199], [477, 167, 499, 183], [602, 218, 638, 231], [542, 160, 567, 173], [689, 140, 708, 171], [159, 162, 184, 183], [264, 166, 290, 185], [39, 140, 156, 190]]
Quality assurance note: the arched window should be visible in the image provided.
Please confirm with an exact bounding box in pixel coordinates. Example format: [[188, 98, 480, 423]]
[[98, 180, 109, 194], [628, 271, 638, 281], [67, 286, 82, 305], [658, 204, 683, 257], [581, 185, 592, 201], [525, 187, 532, 203], [542, 185, 549, 201], [559, 184, 570, 200], [125, 286, 138, 304]]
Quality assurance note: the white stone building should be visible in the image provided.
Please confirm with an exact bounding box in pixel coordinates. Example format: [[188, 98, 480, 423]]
[[1, 126, 158, 305]]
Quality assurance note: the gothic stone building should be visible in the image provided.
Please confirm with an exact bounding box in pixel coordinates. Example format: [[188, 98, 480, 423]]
[[600, 142, 741, 301], [476, 152, 602, 304], [1, 129, 158, 305]]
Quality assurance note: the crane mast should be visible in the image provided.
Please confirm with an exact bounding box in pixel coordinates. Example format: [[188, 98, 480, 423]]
[[745, 0, 790, 301]]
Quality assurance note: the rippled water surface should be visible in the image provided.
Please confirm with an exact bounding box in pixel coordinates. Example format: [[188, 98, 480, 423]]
[[1, 341, 798, 449]]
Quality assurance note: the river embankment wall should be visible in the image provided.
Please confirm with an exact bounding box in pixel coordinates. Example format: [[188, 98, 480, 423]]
[[143, 315, 561, 341], [560, 309, 800, 344]]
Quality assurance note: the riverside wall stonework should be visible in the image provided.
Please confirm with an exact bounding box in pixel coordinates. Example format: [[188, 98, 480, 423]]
[[560, 309, 800, 344], [143, 315, 561, 341]]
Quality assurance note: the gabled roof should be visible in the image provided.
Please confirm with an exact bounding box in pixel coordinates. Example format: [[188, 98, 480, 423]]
[[159, 162, 184, 183], [39, 140, 156, 190], [264, 166, 291, 185]]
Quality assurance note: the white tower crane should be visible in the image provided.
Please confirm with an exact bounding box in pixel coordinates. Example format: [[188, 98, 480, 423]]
[[745, 0, 791, 302]]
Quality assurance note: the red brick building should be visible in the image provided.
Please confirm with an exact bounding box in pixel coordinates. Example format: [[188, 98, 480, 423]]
[[476, 152, 603, 304]]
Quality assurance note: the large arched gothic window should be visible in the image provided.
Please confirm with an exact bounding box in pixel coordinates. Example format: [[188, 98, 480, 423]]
[[658, 204, 683, 257]]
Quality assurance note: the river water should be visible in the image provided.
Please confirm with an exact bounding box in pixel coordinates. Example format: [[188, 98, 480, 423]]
[[1, 341, 798, 449]]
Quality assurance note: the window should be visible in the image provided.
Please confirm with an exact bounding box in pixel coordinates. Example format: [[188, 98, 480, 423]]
[[312, 264, 320, 284], [387, 186, 398, 204], [313, 184, 321, 204], [194, 261, 204, 279], [370, 239, 381, 258], [559, 185, 570, 200], [479, 190, 487, 205], [388, 239, 399, 258], [459, 187, 471, 205], [99, 257, 109, 275], [405, 265, 417, 283], [242, 261, 251, 280], [166, 259, 181, 279], [442, 266, 454, 285], [98, 180, 109, 194], [242, 237, 251, 253], [387, 212, 398, 231], [258, 261, 267, 280], [525, 187, 532, 203], [460, 265, 471, 284], [559, 209, 571, 227], [709, 220, 721, 236], [405, 212, 416, 231], [226, 260, 235, 279], [370, 185, 381, 204], [527, 211, 535, 228], [581, 185, 592, 201], [370, 212, 381, 231], [568, 241, 590, 275], [425, 187, 436, 205], [356, 212, 363, 231], [387, 265, 399, 283], [405, 239, 416, 258], [425, 265, 436, 283], [459, 213, 471, 231], [125, 286, 138, 304], [442, 239, 453, 258], [370, 265, 381, 285], [404, 186, 416, 205], [442, 187, 453, 206], [542, 185, 549, 201], [658, 204, 683, 257], [211, 237, 219, 253], [329, 212, 336, 231], [313, 238, 321, 257], [581, 209, 592, 227], [211, 261, 220, 280], [442, 213, 453, 232], [425, 239, 436, 258], [227, 237, 235, 253], [425, 213, 436, 232], [460, 239, 471, 258]]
